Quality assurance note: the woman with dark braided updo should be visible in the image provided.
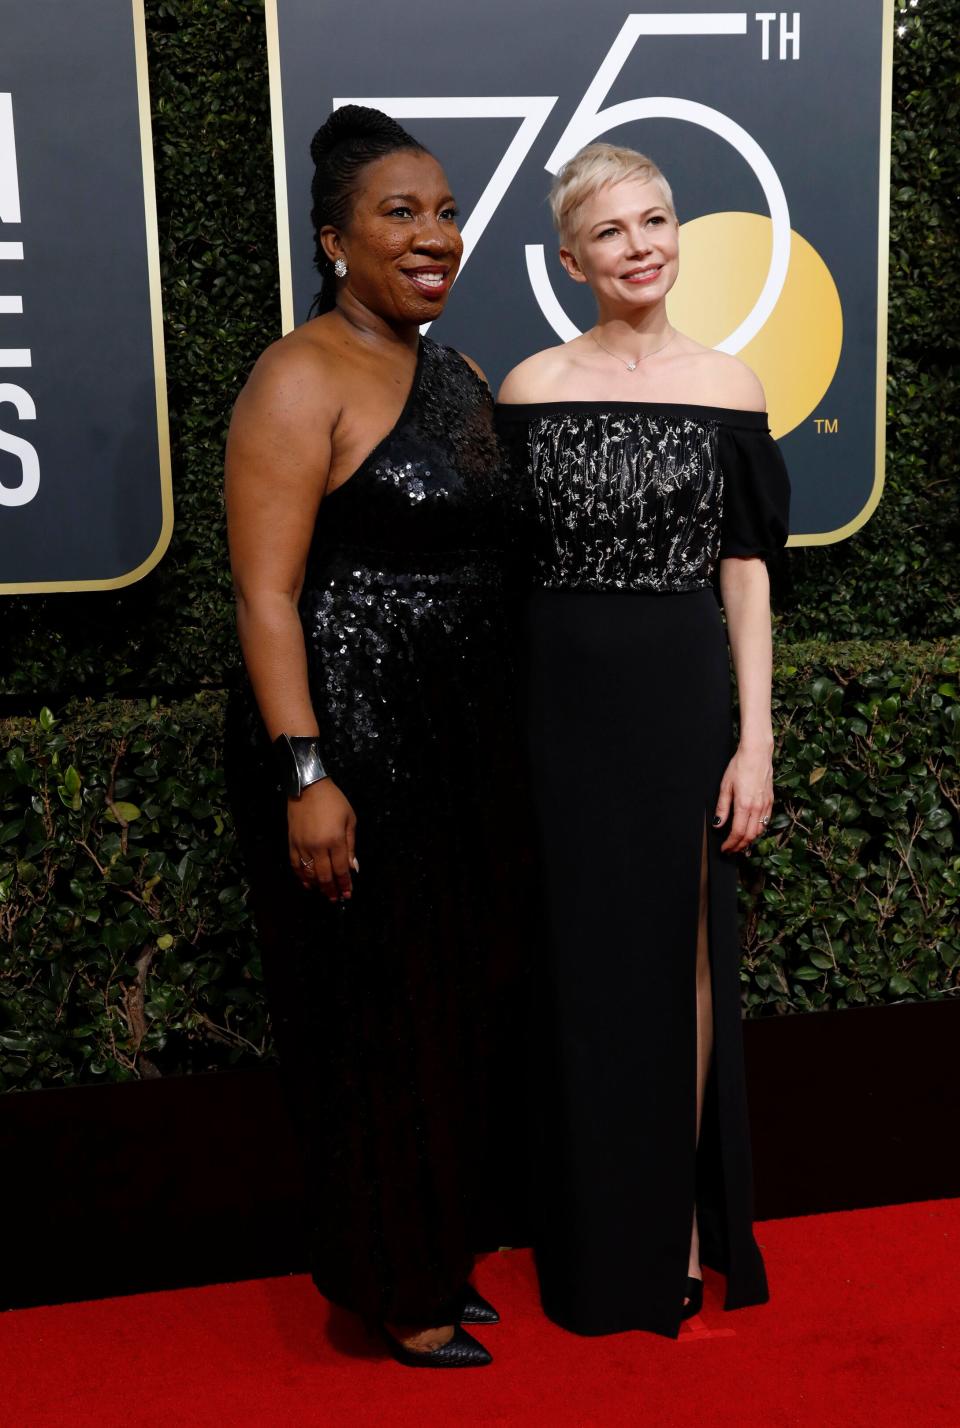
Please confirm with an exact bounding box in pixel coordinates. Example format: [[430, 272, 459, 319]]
[[223, 107, 529, 1367]]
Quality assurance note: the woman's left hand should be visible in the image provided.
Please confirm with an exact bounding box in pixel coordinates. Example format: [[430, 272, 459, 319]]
[[713, 742, 774, 853]]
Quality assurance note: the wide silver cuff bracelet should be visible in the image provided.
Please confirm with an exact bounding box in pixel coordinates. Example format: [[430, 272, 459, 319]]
[[272, 734, 329, 798]]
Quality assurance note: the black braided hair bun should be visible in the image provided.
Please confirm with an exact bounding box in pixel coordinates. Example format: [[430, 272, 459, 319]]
[[309, 104, 416, 164]]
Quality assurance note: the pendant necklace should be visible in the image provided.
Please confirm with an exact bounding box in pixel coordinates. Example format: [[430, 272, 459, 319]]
[[589, 326, 677, 372]]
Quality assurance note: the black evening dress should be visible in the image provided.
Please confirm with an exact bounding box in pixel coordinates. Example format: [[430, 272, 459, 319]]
[[495, 400, 790, 1339], [225, 338, 529, 1327]]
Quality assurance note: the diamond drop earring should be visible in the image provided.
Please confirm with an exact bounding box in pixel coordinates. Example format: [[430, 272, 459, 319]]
[[333, 257, 348, 278]]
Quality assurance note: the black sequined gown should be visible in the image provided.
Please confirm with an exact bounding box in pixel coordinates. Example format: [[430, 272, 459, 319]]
[[225, 339, 529, 1326], [496, 401, 790, 1339]]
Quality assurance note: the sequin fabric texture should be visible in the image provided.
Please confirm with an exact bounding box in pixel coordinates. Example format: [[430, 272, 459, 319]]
[[224, 336, 531, 1326], [295, 339, 521, 803], [525, 409, 723, 592]]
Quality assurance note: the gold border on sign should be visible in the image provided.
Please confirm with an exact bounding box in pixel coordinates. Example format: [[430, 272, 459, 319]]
[[0, 0, 174, 594], [788, 0, 894, 547], [265, 0, 295, 333]]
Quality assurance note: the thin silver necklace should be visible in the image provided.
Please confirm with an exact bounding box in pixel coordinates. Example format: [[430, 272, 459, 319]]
[[589, 326, 677, 372]]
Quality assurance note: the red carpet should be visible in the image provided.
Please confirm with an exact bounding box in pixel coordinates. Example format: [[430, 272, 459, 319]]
[[1, 1199, 956, 1428]]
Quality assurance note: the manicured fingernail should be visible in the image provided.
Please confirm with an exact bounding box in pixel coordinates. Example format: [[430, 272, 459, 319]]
[[712, 816, 722, 826]]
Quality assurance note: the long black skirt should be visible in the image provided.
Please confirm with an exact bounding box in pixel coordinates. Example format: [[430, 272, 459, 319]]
[[223, 588, 532, 1328], [525, 586, 769, 1338]]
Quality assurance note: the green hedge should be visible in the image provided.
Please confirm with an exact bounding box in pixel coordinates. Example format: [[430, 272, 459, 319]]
[[1, 640, 957, 1089], [0, 694, 266, 1089], [741, 641, 959, 1012], [0, 0, 956, 695]]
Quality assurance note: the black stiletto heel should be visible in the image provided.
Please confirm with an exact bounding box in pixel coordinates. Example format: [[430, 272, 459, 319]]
[[681, 1275, 704, 1320], [459, 1284, 500, 1324], [379, 1323, 493, 1368]]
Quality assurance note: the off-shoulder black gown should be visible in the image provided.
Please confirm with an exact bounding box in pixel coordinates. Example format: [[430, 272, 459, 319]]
[[225, 338, 529, 1327], [496, 401, 790, 1339]]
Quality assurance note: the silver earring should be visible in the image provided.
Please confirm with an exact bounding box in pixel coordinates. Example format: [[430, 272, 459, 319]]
[[333, 257, 348, 278]]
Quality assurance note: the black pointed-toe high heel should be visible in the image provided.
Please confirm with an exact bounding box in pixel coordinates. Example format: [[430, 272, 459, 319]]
[[458, 1284, 500, 1325], [379, 1322, 493, 1368], [681, 1275, 704, 1321]]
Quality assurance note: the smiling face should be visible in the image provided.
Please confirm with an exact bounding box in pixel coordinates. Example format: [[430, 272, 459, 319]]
[[320, 149, 463, 326], [560, 176, 679, 311]]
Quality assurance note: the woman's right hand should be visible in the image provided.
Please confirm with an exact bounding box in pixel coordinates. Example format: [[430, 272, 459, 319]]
[[287, 780, 357, 901]]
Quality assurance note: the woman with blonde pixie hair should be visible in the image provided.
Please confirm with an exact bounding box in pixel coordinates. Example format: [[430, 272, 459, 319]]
[[497, 142, 789, 1338]]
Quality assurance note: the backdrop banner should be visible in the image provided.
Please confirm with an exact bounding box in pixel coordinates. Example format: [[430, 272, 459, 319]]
[[0, 0, 170, 593], [267, 0, 893, 544]]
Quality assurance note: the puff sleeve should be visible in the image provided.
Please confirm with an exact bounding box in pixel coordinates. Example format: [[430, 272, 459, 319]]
[[717, 419, 791, 564]]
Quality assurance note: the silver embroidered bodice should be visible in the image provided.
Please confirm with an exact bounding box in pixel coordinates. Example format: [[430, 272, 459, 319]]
[[495, 402, 790, 595]]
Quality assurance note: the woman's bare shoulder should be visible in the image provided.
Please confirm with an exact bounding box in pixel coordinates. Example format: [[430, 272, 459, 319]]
[[497, 344, 575, 404], [238, 322, 342, 414], [677, 341, 766, 412]]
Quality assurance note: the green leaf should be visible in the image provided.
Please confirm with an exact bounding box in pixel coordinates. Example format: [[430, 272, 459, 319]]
[[0, 1035, 32, 1052], [105, 802, 142, 823], [925, 808, 952, 831], [810, 678, 840, 707]]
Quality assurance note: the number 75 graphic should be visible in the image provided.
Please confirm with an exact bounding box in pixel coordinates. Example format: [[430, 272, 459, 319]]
[[336, 12, 791, 352]]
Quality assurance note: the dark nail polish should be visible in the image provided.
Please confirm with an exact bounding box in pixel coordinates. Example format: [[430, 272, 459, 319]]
[[712, 815, 722, 827]]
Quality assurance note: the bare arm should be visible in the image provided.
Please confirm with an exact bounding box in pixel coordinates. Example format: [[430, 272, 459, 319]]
[[715, 556, 775, 853], [225, 343, 334, 738], [225, 342, 356, 902]]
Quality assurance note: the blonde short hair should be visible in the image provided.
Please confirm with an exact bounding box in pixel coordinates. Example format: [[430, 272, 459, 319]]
[[549, 143, 676, 250]]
